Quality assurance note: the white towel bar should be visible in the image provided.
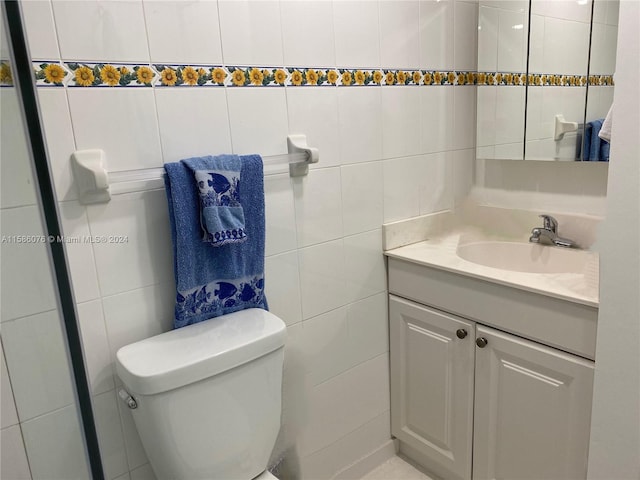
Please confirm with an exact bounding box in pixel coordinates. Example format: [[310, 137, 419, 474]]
[[70, 135, 319, 204]]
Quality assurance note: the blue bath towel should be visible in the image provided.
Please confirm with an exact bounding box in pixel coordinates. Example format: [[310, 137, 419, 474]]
[[582, 120, 610, 161], [183, 155, 247, 247], [164, 155, 267, 329]]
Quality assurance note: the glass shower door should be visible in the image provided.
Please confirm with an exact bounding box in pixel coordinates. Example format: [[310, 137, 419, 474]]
[[1, 2, 102, 478]]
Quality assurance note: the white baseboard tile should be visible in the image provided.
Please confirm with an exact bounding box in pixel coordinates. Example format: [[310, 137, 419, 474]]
[[333, 439, 398, 480], [298, 410, 392, 480]]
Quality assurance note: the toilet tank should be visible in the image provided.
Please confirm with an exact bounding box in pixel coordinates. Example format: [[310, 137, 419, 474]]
[[115, 309, 286, 480]]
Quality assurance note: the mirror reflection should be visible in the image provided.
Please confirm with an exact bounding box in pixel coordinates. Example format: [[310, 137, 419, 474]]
[[476, 0, 618, 162]]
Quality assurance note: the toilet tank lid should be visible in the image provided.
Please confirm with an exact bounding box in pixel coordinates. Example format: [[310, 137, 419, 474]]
[[115, 309, 286, 395]]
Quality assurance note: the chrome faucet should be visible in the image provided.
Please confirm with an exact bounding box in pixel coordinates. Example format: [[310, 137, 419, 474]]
[[529, 215, 576, 248]]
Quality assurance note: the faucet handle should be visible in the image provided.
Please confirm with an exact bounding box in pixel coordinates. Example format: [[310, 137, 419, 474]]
[[539, 214, 558, 232]]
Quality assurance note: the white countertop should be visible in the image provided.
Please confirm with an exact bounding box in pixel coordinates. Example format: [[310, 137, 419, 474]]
[[385, 230, 599, 308]]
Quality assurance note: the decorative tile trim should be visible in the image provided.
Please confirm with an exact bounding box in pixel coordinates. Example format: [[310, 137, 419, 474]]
[[66, 62, 156, 87], [476, 71, 614, 87], [0, 61, 13, 86], [21, 61, 617, 89], [33, 62, 69, 87]]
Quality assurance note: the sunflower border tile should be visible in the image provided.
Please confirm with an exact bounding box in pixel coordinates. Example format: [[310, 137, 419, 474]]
[[226, 66, 287, 87], [153, 64, 225, 87], [19, 60, 613, 89], [286, 67, 337, 87], [66, 63, 157, 87], [33, 62, 69, 87], [0, 61, 13, 86]]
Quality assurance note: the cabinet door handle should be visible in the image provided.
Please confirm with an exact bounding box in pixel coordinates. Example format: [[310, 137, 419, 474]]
[[476, 337, 488, 348], [456, 329, 468, 339]]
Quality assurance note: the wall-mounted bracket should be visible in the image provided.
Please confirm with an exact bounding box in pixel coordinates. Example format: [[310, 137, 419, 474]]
[[287, 134, 319, 177], [554, 114, 579, 141], [71, 149, 110, 204]]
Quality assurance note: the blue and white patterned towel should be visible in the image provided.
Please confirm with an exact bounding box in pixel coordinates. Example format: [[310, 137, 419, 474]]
[[164, 155, 268, 328], [186, 156, 248, 247]]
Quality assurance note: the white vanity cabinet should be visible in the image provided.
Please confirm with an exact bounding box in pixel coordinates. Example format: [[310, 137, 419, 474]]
[[473, 325, 594, 480], [388, 257, 596, 480], [390, 296, 475, 480]]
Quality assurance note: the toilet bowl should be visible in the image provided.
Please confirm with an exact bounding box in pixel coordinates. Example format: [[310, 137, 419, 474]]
[[115, 308, 286, 480]]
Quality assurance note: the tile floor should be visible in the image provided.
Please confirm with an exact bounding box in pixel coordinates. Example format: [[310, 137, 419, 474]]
[[361, 456, 434, 480]]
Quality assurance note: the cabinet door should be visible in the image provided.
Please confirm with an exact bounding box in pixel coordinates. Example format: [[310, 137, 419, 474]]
[[390, 295, 475, 480], [473, 326, 594, 480]]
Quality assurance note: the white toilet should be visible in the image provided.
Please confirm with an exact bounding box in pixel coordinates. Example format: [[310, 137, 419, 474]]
[[115, 308, 286, 480]]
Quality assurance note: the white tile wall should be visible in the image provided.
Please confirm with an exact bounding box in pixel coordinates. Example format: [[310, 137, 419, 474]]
[[0, 7, 10, 59], [21, 404, 91, 480], [495, 86, 525, 145], [101, 282, 175, 361], [347, 293, 389, 367], [383, 155, 423, 222], [2, 310, 75, 421], [533, 15, 590, 75], [381, 87, 422, 159], [68, 89, 163, 172], [300, 410, 391, 479], [117, 397, 149, 472], [453, 148, 475, 205], [586, 87, 615, 123], [341, 161, 384, 236], [1, 425, 31, 480], [218, 0, 283, 66], [476, 86, 497, 147], [418, 151, 453, 214], [77, 300, 114, 395], [59, 202, 101, 303], [286, 87, 340, 168], [454, 0, 478, 70], [297, 353, 390, 457], [0, 89, 36, 209], [343, 229, 386, 303], [264, 173, 297, 256], [93, 390, 128, 480], [37, 88, 78, 202], [130, 463, 157, 480], [20, 0, 59, 60], [143, 0, 223, 65], [14, 0, 481, 476], [497, 8, 527, 72], [478, 5, 499, 71], [590, 22, 618, 74], [420, 86, 454, 153], [334, 0, 381, 68], [264, 251, 303, 326], [293, 167, 343, 248], [337, 87, 383, 164], [226, 88, 289, 156], [86, 190, 174, 297], [301, 307, 351, 386], [379, 0, 420, 69], [298, 239, 347, 320], [155, 88, 232, 163], [0, 207, 58, 322], [281, 1, 336, 67], [453, 86, 477, 150], [420, 0, 454, 70], [1, 342, 18, 429], [52, 0, 150, 62]]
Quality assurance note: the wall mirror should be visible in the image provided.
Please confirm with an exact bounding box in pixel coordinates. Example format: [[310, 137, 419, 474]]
[[476, 0, 619, 162]]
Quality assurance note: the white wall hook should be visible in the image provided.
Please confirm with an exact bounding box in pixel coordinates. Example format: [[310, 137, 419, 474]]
[[287, 134, 319, 177], [554, 114, 579, 141], [71, 149, 111, 204]]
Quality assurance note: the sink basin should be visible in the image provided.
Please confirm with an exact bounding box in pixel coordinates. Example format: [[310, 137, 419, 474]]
[[456, 241, 590, 274]]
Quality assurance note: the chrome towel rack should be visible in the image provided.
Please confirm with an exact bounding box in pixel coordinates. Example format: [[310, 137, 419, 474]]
[[70, 134, 319, 204]]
